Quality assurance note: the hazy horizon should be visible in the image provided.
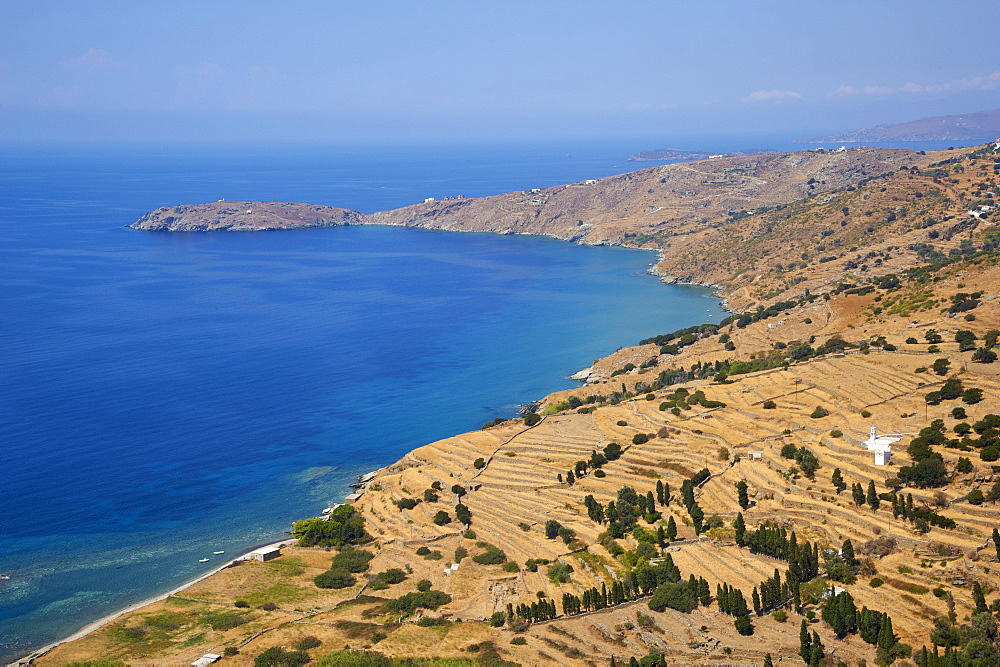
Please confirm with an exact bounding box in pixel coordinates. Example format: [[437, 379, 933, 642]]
[[3, 1, 999, 144]]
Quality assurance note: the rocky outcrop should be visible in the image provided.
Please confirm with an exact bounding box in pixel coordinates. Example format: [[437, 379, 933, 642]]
[[130, 201, 364, 231]]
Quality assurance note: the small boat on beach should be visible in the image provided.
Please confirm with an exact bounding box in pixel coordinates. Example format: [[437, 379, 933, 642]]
[[198, 558, 210, 563]]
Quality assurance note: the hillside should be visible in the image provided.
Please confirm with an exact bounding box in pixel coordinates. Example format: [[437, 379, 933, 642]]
[[44, 143, 1000, 666], [798, 109, 1000, 144]]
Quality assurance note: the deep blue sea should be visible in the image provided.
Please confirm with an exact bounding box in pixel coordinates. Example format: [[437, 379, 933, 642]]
[[0, 139, 726, 659], [0, 135, 983, 660]]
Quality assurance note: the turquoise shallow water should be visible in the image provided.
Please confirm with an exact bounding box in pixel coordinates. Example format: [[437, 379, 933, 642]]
[[0, 140, 727, 659]]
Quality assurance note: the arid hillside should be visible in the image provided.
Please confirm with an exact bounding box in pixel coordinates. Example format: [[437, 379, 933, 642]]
[[46, 143, 1000, 666]]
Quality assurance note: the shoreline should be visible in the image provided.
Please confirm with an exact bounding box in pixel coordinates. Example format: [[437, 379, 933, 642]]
[[10, 538, 296, 666], [11, 243, 728, 664]]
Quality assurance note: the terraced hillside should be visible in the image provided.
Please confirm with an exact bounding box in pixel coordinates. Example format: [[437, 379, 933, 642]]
[[44, 142, 1000, 665]]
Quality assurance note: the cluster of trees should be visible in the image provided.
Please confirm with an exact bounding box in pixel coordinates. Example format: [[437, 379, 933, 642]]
[[559, 556, 685, 617], [579, 483, 669, 540], [715, 582, 754, 635], [497, 598, 558, 624], [925, 377, 983, 406], [780, 443, 820, 478], [292, 505, 371, 548], [734, 517, 819, 586], [850, 480, 880, 510], [680, 468, 710, 534], [899, 421, 950, 487], [313, 547, 374, 589], [885, 491, 957, 531], [544, 519, 577, 545], [800, 619, 826, 665], [560, 442, 621, 485], [657, 387, 726, 415]]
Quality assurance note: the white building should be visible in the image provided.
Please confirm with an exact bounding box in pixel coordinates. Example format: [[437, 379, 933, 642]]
[[862, 424, 901, 465], [248, 545, 282, 562]]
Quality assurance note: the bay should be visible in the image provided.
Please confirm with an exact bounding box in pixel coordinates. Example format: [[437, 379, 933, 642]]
[[0, 140, 727, 659]]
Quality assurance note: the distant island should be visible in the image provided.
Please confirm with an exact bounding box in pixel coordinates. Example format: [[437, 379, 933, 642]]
[[627, 147, 780, 161], [797, 107, 1000, 143]]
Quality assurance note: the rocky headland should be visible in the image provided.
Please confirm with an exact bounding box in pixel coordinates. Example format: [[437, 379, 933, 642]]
[[131, 200, 364, 232]]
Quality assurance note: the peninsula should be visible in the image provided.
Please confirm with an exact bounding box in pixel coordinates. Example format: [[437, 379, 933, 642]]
[[38, 143, 1000, 665]]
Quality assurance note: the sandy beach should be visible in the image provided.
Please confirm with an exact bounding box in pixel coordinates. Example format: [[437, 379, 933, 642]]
[[10, 539, 296, 666]]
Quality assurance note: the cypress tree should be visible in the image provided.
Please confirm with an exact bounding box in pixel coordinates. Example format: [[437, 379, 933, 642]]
[[993, 527, 1000, 560], [665, 515, 677, 541], [763, 654, 773, 667], [737, 479, 750, 509], [877, 614, 895, 651], [752, 587, 761, 616], [842, 538, 856, 569], [831, 467, 846, 493], [663, 481, 671, 505], [972, 581, 988, 613], [809, 631, 824, 666], [656, 479, 665, 505], [699, 577, 711, 607], [566, 470, 575, 486], [646, 490, 656, 517], [799, 619, 811, 662], [733, 512, 746, 546], [656, 525, 665, 546], [867, 480, 880, 510], [852, 482, 865, 506]]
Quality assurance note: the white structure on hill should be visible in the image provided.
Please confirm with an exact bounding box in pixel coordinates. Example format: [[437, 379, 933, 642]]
[[862, 424, 902, 465]]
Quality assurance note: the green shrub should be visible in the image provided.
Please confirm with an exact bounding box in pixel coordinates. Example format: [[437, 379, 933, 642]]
[[810, 406, 829, 418], [432, 511, 451, 525], [523, 413, 541, 426], [871, 577, 884, 588], [830, 429, 843, 438], [502, 561, 519, 572], [296, 636, 322, 651], [201, 610, 251, 631], [763, 400, 776, 409], [861, 410, 872, 418], [472, 544, 507, 565], [416, 579, 432, 592], [314, 569, 355, 589], [384, 590, 452, 614], [332, 549, 374, 573], [632, 433, 649, 445], [511, 636, 527, 645], [396, 498, 420, 510], [254, 647, 309, 666], [473, 457, 485, 469]]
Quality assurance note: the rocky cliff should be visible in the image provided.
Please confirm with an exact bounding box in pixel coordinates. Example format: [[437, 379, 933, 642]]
[[130, 200, 364, 231]]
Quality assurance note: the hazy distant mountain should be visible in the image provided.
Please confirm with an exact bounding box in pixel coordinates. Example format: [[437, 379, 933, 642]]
[[628, 147, 779, 161], [797, 108, 1000, 143]]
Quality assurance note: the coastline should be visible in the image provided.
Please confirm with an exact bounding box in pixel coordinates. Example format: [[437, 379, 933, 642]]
[[11, 539, 296, 666]]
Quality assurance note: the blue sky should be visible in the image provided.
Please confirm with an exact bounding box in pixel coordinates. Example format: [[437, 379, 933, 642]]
[[2, 1, 999, 143]]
